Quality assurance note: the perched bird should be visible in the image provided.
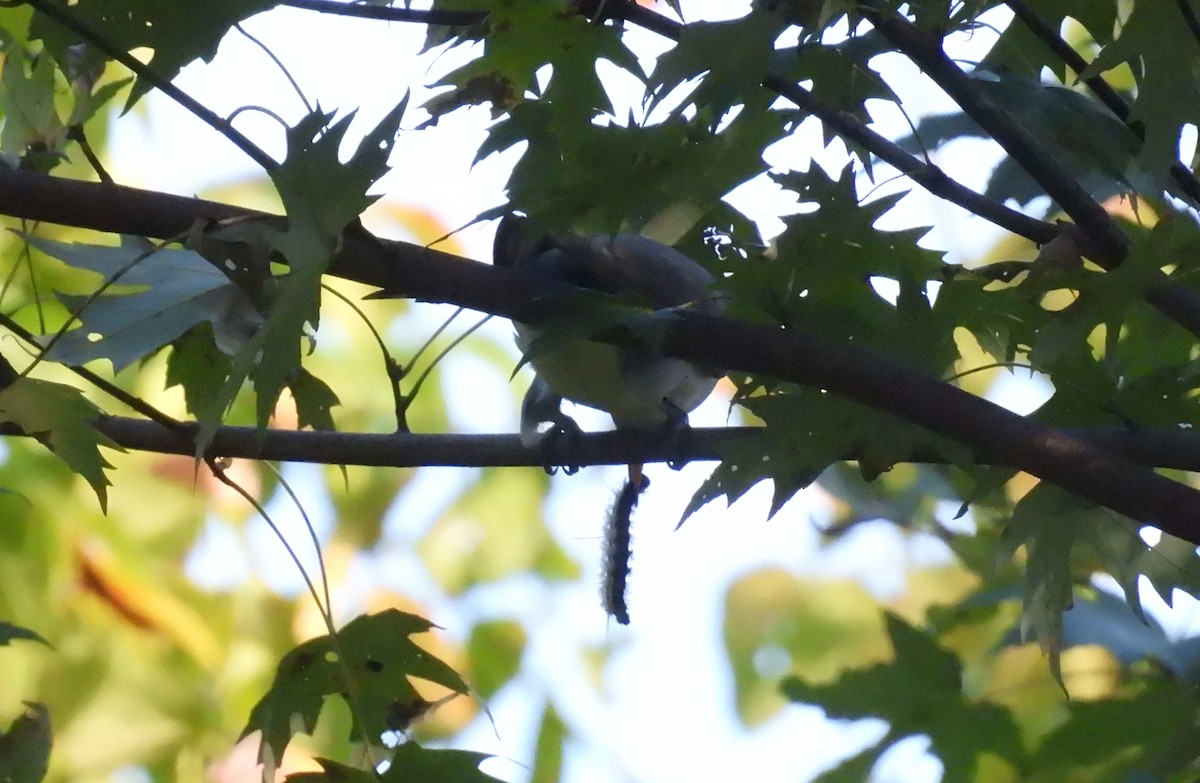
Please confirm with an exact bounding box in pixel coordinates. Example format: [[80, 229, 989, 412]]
[[493, 214, 725, 623]]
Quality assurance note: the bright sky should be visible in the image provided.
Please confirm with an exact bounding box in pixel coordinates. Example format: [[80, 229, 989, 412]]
[[99, 3, 1178, 782]]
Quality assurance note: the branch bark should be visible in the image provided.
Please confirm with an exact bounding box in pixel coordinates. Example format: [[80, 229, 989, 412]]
[[45, 416, 1200, 476], [864, 4, 1200, 339], [3, 169, 1200, 540]]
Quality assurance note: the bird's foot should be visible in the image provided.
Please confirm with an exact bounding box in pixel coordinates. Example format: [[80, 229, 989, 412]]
[[538, 413, 584, 476], [660, 399, 693, 471]]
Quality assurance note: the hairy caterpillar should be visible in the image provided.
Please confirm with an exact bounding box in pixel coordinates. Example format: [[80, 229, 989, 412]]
[[601, 475, 648, 625]]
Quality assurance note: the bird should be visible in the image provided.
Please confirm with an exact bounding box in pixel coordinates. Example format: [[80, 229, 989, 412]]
[[493, 214, 725, 623]]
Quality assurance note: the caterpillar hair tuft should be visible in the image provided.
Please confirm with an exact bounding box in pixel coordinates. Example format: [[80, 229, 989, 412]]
[[601, 477, 645, 625]]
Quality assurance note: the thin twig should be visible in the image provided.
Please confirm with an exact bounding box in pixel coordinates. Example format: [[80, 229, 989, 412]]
[[0, 310, 182, 429], [235, 22, 314, 114], [67, 126, 114, 185], [17, 0, 278, 171]]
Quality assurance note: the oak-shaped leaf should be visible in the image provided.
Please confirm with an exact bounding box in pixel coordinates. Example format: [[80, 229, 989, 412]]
[[782, 614, 1023, 780], [1002, 482, 1149, 684], [196, 102, 403, 452], [241, 609, 470, 781], [28, 234, 262, 372], [31, 0, 275, 108], [0, 375, 118, 510], [289, 745, 500, 783]]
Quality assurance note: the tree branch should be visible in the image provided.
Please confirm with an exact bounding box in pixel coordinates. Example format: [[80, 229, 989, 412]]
[[1003, 0, 1200, 205], [862, 3, 1200, 339], [6, 416, 1197, 476], [3, 170, 1200, 540], [278, 0, 485, 26], [598, 0, 1058, 245], [22, 0, 278, 171]]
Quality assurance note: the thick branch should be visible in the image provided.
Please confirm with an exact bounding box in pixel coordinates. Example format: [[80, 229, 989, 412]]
[[1004, 0, 1200, 205], [599, 0, 1057, 245], [863, 4, 1200, 339], [2, 171, 1200, 539]]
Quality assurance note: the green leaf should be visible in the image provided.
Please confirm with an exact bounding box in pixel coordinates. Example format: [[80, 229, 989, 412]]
[[648, 10, 787, 119], [164, 325, 234, 419], [270, 101, 406, 241], [292, 745, 500, 783], [0, 621, 50, 648], [381, 743, 498, 783], [782, 614, 1024, 780], [0, 47, 67, 172], [198, 101, 404, 451], [1003, 482, 1146, 681], [776, 32, 900, 138], [240, 609, 471, 778], [31, 0, 275, 108], [423, 4, 639, 125], [420, 468, 578, 594], [288, 368, 339, 432], [1030, 679, 1194, 778], [530, 705, 566, 783], [968, 72, 1159, 202], [811, 746, 886, 783], [0, 376, 118, 510], [982, 0, 1119, 80], [1082, 1, 1200, 180], [28, 234, 263, 372], [465, 620, 526, 700], [488, 97, 788, 236], [0, 702, 51, 783]]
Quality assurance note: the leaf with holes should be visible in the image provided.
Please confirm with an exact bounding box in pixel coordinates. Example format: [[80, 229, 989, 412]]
[[240, 609, 470, 780]]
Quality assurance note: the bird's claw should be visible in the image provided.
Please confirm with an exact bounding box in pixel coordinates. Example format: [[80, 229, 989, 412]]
[[539, 414, 584, 476], [661, 399, 692, 471]]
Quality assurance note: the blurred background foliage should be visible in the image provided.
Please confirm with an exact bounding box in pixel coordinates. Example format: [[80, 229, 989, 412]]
[[2, 1, 1200, 783]]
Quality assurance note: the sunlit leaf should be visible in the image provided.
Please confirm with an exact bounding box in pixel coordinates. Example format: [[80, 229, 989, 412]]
[[782, 614, 1024, 780], [241, 609, 470, 779], [28, 234, 262, 372], [0, 375, 118, 509]]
